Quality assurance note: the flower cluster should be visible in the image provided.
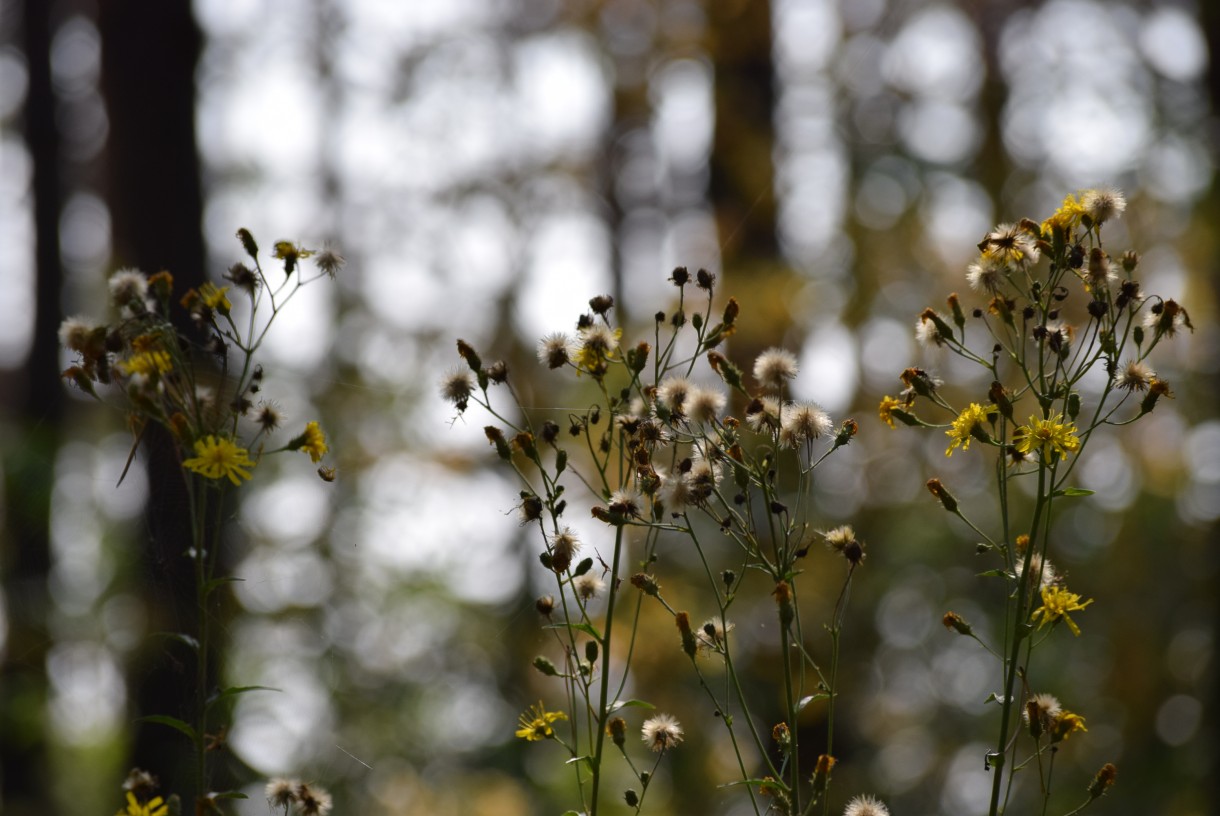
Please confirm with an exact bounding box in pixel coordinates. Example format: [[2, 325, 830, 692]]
[[882, 189, 1184, 813], [449, 268, 876, 815]]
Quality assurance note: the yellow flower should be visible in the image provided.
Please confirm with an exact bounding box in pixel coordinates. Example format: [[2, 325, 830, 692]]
[[1049, 710, 1088, 743], [878, 395, 901, 429], [1041, 192, 1087, 237], [1014, 414, 1081, 459], [183, 435, 256, 486], [515, 701, 567, 742], [945, 403, 994, 456], [117, 792, 169, 816], [297, 421, 328, 462], [199, 282, 231, 313], [119, 350, 173, 377], [1032, 584, 1094, 636]]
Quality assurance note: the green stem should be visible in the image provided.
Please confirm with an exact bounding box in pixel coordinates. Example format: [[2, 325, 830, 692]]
[[589, 524, 626, 816]]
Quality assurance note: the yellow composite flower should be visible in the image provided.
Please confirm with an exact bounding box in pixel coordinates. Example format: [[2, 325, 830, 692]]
[[117, 792, 169, 816], [118, 350, 173, 377], [199, 282, 231, 313], [1032, 584, 1094, 636], [298, 421, 328, 463], [945, 403, 994, 457], [878, 395, 901, 429], [1041, 192, 1086, 237], [183, 435, 256, 486], [515, 701, 567, 742], [1049, 710, 1088, 743], [1014, 414, 1081, 459]]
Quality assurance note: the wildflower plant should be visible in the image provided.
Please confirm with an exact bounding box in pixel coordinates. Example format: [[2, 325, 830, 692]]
[[885, 189, 1185, 814], [448, 268, 880, 815], [60, 230, 339, 811]]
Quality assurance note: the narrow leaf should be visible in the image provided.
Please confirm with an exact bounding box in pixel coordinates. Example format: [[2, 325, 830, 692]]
[[210, 792, 249, 801], [137, 715, 197, 742], [545, 621, 602, 640], [797, 693, 830, 711], [207, 685, 280, 710], [1053, 487, 1095, 497], [150, 631, 200, 652], [203, 576, 244, 596], [609, 699, 655, 712]]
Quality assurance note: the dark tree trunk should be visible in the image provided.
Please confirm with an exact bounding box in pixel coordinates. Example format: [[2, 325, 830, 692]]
[[0, 1, 67, 811], [96, 0, 209, 795]]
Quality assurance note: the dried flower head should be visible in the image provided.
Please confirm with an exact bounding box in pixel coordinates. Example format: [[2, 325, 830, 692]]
[[656, 376, 693, 413], [548, 526, 581, 573], [753, 347, 799, 391], [1023, 692, 1062, 732], [744, 396, 782, 433], [641, 713, 684, 752], [58, 316, 98, 353], [256, 402, 285, 432], [295, 781, 333, 816], [915, 312, 948, 348], [824, 525, 865, 565]]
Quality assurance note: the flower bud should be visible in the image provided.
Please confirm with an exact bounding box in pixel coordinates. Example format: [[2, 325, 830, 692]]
[[926, 478, 958, 512]]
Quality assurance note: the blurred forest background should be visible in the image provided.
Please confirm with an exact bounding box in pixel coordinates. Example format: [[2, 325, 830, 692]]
[[1, 0, 1218, 813]]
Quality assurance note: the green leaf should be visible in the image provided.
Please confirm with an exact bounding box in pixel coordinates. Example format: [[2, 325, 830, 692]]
[[137, 715, 197, 742], [1053, 487, 1095, 498], [977, 569, 1009, 579], [203, 576, 244, 597], [545, 621, 602, 640], [609, 699, 655, 712], [797, 693, 830, 711], [210, 792, 249, 801], [564, 756, 595, 773], [206, 685, 280, 711]]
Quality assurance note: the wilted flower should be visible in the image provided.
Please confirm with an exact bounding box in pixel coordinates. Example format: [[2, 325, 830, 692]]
[[744, 396, 782, 433], [656, 376, 693, 413], [440, 368, 475, 408], [966, 253, 1008, 293], [266, 777, 300, 808], [315, 245, 345, 278], [109, 268, 150, 310]]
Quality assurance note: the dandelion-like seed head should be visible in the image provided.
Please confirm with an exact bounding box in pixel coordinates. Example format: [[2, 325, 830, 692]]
[[109, 268, 150, 310], [696, 618, 734, 653], [686, 386, 726, 424], [656, 376, 693, 413], [549, 526, 581, 572], [574, 573, 605, 600], [982, 223, 1041, 273], [1116, 360, 1155, 392], [1084, 248, 1117, 292], [745, 396, 782, 433], [608, 488, 642, 518], [824, 525, 865, 565], [753, 348, 799, 391], [266, 778, 300, 808], [440, 368, 475, 408], [537, 332, 572, 369], [295, 781, 333, 816], [779, 402, 832, 448], [315, 245, 345, 278], [580, 323, 618, 355], [58, 316, 97, 352], [966, 254, 1007, 293], [1016, 553, 1059, 590], [1081, 187, 1126, 225], [1023, 692, 1063, 728], [843, 794, 890, 816], [915, 313, 947, 348], [256, 402, 284, 432], [641, 713, 684, 752]]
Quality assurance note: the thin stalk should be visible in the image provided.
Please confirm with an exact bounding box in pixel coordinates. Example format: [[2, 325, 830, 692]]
[[588, 524, 626, 816]]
